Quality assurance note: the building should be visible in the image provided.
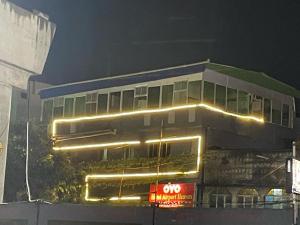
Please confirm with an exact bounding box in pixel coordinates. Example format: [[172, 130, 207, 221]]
[[39, 60, 300, 208], [0, 0, 55, 202]]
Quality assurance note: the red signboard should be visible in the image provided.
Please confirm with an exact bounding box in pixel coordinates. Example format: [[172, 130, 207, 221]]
[[149, 183, 195, 208]]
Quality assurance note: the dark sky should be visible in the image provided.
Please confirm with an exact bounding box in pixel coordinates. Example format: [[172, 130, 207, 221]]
[[10, 0, 300, 89]]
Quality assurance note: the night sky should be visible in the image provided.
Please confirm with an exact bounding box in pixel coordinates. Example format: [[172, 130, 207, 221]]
[[10, 0, 300, 89]]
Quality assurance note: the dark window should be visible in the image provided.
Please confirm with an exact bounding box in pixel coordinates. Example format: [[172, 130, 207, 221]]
[[227, 88, 237, 113], [272, 100, 281, 125], [188, 80, 201, 103], [203, 81, 215, 104], [53, 97, 64, 118], [122, 90, 134, 111], [251, 95, 263, 116], [162, 85, 173, 107], [75, 96, 86, 116], [109, 92, 121, 112], [215, 85, 226, 108], [148, 86, 160, 108], [64, 98, 74, 117], [86, 93, 97, 115], [282, 104, 290, 127], [238, 91, 249, 115], [148, 143, 170, 158], [97, 94, 108, 114], [264, 98, 271, 122]]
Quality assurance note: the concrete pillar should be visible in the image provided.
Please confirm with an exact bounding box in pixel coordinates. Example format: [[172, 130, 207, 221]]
[[230, 187, 240, 208], [0, 0, 55, 202]]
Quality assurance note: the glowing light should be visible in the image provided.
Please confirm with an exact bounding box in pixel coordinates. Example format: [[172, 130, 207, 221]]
[[84, 135, 202, 202], [85, 170, 198, 182], [109, 196, 141, 201], [53, 141, 140, 151], [52, 103, 264, 136]]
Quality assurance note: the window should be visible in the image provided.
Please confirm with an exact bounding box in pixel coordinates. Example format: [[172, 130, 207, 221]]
[[122, 90, 134, 111], [203, 81, 215, 104], [264, 98, 271, 122], [188, 80, 201, 103], [227, 88, 237, 113], [209, 188, 232, 208], [42, 99, 53, 121], [238, 91, 249, 115], [174, 81, 187, 105], [148, 86, 160, 109], [250, 95, 263, 116], [86, 93, 97, 115], [282, 104, 290, 127], [64, 98, 74, 117], [53, 97, 64, 118], [134, 86, 147, 110], [109, 92, 121, 112], [237, 189, 258, 208], [272, 100, 281, 125], [75, 96, 86, 116], [97, 94, 108, 114], [215, 84, 226, 109], [148, 143, 170, 158], [162, 85, 174, 107], [124, 147, 135, 160]]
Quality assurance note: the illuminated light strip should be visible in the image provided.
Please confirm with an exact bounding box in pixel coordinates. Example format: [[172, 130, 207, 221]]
[[85, 170, 198, 182], [52, 103, 264, 136], [109, 196, 141, 201], [85, 171, 198, 202], [84, 135, 202, 202], [53, 141, 140, 151]]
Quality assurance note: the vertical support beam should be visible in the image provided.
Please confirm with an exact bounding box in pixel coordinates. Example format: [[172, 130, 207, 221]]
[[199, 126, 208, 207], [293, 141, 298, 225], [0, 84, 12, 202]]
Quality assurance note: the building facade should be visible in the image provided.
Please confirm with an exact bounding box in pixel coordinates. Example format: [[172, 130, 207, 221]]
[[39, 61, 300, 208]]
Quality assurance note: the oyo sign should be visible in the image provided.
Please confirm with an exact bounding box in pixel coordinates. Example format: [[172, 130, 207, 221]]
[[163, 183, 181, 194], [149, 183, 195, 208]]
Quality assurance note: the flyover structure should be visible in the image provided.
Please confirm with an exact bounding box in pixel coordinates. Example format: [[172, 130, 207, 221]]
[[0, 0, 55, 202]]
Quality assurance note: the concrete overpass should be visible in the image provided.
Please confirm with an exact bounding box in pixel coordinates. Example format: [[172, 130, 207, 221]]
[[0, 0, 55, 202]]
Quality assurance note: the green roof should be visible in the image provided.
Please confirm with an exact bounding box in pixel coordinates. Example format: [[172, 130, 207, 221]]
[[206, 63, 300, 98]]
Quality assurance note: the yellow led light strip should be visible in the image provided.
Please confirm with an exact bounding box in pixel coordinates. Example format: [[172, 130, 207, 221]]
[[85, 135, 201, 201], [53, 140, 140, 151], [52, 103, 264, 136], [85, 171, 198, 202], [109, 196, 141, 201]]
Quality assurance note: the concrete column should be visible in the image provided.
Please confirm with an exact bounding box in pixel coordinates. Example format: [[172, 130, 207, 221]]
[[0, 0, 55, 202], [230, 187, 240, 208], [0, 84, 12, 202]]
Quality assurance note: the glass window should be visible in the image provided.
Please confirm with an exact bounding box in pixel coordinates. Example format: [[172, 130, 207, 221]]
[[64, 98, 74, 117], [42, 99, 53, 121], [250, 95, 263, 116], [162, 85, 174, 107], [203, 81, 215, 104], [53, 97, 64, 118], [215, 85, 226, 109], [109, 92, 121, 112], [148, 86, 160, 109], [227, 88, 237, 113], [272, 100, 281, 125], [282, 104, 289, 127], [238, 91, 249, 115], [134, 86, 147, 110], [86, 93, 97, 115], [134, 96, 147, 110], [264, 98, 271, 122], [75, 96, 86, 116], [174, 81, 187, 105], [122, 90, 134, 111], [97, 94, 108, 114], [148, 143, 170, 158], [188, 80, 201, 103]]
